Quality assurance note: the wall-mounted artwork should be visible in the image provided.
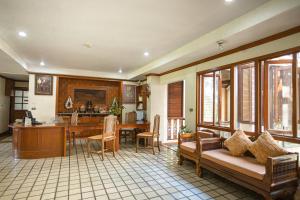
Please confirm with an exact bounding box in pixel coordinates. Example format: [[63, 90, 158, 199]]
[[122, 84, 136, 104], [74, 89, 106, 105], [35, 74, 53, 95]]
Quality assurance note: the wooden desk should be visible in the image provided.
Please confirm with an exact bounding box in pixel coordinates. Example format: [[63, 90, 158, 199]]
[[67, 121, 150, 153], [10, 124, 66, 159]]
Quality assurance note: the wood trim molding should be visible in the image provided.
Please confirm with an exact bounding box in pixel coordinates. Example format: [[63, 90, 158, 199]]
[[159, 26, 300, 76], [29, 73, 134, 83]]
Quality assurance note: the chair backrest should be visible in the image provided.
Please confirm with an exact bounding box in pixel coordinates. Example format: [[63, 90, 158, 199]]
[[103, 115, 118, 138], [125, 112, 137, 123], [152, 114, 160, 136], [71, 111, 78, 125]]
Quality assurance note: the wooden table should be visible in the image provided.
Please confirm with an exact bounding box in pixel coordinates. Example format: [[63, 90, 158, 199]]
[[116, 121, 150, 150], [67, 121, 150, 154]]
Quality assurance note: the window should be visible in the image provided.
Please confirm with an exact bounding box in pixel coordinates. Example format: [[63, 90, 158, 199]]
[[199, 68, 231, 128], [202, 73, 214, 123], [265, 54, 293, 136], [197, 49, 300, 143], [14, 90, 28, 110], [236, 62, 255, 132]]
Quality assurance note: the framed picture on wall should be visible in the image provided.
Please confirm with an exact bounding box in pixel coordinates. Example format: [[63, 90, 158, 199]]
[[122, 84, 136, 104], [35, 74, 53, 95]]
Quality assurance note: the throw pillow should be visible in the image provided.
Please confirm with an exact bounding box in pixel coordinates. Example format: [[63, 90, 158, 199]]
[[248, 131, 288, 164], [224, 130, 252, 156]]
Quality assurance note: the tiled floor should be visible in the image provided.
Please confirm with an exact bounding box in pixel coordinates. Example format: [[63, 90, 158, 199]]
[[0, 137, 261, 200]]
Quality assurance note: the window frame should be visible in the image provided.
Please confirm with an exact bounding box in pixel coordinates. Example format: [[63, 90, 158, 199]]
[[14, 88, 28, 111], [238, 62, 256, 124], [197, 65, 234, 132], [196, 47, 300, 143]]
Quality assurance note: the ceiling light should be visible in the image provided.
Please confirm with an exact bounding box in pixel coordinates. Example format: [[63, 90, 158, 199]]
[[40, 61, 45, 66], [144, 52, 149, 57], [18, 31, 27, 37], [225, 0, 233, 2], [118, 69, 123, 73]]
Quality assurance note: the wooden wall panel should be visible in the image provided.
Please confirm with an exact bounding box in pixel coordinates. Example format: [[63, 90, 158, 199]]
[[57, 77, 122, 113]]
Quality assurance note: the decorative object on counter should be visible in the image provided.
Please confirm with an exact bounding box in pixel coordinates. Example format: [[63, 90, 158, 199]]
[[122, 84, 136, 104], [100, 105, 108, 114], [93, 105, 100, 113], [79, 104, 86, 113], [35, 74, 53, 95], [65, 96, 73, 110], [86, 100, 93, 112], [109, 97, 124, 116]]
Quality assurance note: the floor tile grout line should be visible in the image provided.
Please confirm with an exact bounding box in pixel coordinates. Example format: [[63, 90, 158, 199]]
[[0, 159, 29, 197], [83, 140, 111, 199], [104, 143, 139, 199], [39, 158, 55, 199], [79, 138, 96, 199], [23, 159, 47, 200], [11, 159, 38, 199], [53, 156, 63, 199]]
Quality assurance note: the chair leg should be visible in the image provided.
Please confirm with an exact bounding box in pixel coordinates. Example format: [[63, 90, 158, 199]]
[[157, 136, 160, 152], [101, 140, 104, 161], [113, 139, 115, 157], [199, 167, 203, 178], [136, 137, 139, 153], [196, 161, 200, 176], [152, 137, 155, 155], [178, 155, 184, 165], [73, 132, 76, 146], [87, 139, 91, 158], [125, 131, 127, 144]]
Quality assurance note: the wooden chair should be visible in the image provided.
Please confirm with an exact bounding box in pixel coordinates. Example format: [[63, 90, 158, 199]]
[[120, 112, 137, 144], [87, 115, 118, 160], [136, 114, 160, 155], [69, 111, 79, 151], [178, 130, 217, 176]]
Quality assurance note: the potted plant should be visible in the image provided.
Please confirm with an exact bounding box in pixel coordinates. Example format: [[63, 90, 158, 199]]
[[178, 125, 193, 139], [109, 97, 124, 116]]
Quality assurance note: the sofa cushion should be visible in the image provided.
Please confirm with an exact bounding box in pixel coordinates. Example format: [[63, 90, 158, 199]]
[[248, 131, 288, 164], [181, 141, 196, 153], [201, 149, 265, 180], [224, 130, 252, 156]]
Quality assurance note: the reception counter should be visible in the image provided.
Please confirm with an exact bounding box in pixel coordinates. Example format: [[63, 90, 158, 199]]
[[10, 124, 66, 159]]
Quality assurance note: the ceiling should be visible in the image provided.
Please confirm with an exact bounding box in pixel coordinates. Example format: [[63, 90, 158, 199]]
[[0, 0, 299, 80], [0, 0, 268, 75], [0, 49, 28, 80]]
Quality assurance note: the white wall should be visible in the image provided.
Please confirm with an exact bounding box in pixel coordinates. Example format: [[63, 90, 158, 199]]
[[28, 74, 57, 122], [0, 77, 10, 133], [147, 76, 168, 142]]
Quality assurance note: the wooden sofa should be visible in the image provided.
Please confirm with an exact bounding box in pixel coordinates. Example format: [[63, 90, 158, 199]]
[[199, 138, 299, 200], [178, 130, 218, 176]]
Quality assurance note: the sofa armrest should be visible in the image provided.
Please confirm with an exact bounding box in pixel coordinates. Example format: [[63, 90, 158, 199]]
[[265, 153, 299, 185], [199, 137, 223, 153]]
